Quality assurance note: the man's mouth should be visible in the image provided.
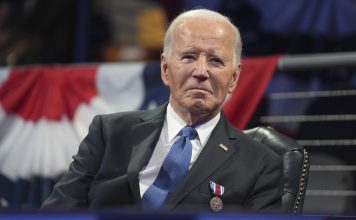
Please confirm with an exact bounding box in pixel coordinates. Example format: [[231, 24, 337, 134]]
[[186, 87, 212, 95]]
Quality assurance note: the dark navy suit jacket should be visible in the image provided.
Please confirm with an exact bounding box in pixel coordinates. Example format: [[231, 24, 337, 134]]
[[42, 104, 284, 213]]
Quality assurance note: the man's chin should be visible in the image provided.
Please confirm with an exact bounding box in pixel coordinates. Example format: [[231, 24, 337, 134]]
[[185, 101, 215, 115]]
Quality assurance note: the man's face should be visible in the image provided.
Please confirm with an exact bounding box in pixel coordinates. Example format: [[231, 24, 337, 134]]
[[161, 19, 240, 119]]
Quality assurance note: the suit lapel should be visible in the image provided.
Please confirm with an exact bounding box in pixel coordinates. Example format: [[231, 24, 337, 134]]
[[165, 114, 238, 210], [127, 105, 166, 204]]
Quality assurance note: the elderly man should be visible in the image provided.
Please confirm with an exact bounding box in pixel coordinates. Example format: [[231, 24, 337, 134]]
[[42, 9, 283, 213]]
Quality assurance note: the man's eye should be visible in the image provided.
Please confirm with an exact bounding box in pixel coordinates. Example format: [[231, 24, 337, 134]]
[[182, 55, 195, 60], [210, 58, 223, 65]]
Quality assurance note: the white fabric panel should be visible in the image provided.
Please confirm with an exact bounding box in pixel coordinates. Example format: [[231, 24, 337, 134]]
[[0, 114, 80, 180], [96, 62, 145, 112], [73, 63, 146, 139], [0, 67, 10, 86]]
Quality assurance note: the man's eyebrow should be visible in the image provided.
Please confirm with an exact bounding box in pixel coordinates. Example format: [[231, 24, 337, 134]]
[[178, 48, 226, 59], [208, 50, 225, 59], [181, 48, 197, 53]]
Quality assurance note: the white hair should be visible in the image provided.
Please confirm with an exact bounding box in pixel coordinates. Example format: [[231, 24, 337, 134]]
[[163, 9, 242, 66]]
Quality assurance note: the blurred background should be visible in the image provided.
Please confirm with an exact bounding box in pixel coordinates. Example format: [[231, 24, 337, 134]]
[[1, 0, 356, 215]]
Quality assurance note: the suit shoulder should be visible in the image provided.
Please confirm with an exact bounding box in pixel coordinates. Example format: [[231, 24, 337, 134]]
[[100, 109, 146, 122], [95, 106, 166, 126]]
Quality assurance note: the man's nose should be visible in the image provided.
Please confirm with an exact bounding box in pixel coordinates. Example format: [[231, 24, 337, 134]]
[[193, 57, 209, 80]]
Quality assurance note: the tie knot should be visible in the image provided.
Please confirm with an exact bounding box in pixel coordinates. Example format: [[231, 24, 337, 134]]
[[181, 126, 198, 140]]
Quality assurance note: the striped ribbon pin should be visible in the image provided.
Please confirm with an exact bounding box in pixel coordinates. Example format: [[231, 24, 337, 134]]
[[209, 181, 224, 212]]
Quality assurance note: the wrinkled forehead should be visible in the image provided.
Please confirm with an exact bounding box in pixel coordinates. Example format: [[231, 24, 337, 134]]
[[174, 18, 235, 36], [172, 19, 236, 53], [174, 20, 235, 46], [178, 21, 228, 39]]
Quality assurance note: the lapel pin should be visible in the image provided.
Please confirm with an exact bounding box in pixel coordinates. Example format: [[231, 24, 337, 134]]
[[209, 181, 224, 212], [219, 143, 228, 152]]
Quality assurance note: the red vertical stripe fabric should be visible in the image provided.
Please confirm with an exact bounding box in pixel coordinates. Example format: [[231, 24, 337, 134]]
[[223, 55, 280, 129], [216, 185, 221, 196], [0, 65, 97, 121]]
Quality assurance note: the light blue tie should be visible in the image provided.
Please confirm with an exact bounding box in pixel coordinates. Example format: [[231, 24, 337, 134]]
[[142, 126, 198, 210]]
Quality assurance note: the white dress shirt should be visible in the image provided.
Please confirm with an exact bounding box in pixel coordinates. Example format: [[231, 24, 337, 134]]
[[138, 103, 220, 197]]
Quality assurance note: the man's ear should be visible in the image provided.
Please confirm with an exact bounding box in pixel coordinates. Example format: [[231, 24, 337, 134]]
[[228, 63, 241, 94], [161, 54, 170, 86]]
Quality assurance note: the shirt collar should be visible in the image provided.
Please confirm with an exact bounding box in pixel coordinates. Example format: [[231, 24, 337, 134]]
[[166, 103, 221, 146]]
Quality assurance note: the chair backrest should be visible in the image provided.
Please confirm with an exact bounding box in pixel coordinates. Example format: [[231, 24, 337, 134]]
[[243, 126, 309, 214]]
